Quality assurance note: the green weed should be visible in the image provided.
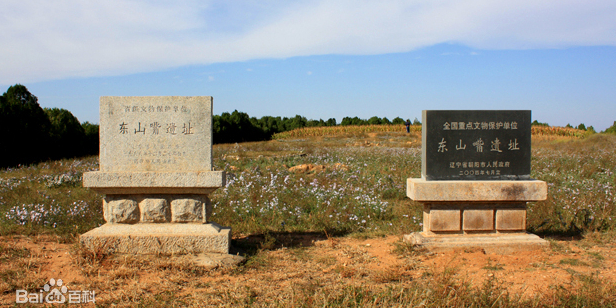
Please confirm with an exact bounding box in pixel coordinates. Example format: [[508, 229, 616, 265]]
[[587, 251, 605, 261], [560, 258, 590, 267]]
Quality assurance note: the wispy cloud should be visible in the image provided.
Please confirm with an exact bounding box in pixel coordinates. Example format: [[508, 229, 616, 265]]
[[2, 0, 615, 83]]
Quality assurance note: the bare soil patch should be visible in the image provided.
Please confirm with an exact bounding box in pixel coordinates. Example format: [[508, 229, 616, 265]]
[[2, 234, 615, 305]]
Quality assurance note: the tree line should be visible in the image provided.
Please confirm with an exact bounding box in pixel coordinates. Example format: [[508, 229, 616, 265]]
[[0, 84, 98, 168], [213, 112, 420, 143], [5, 83, 613, 168], [532, 120, 598, 133], [0, 84, 417, 168]]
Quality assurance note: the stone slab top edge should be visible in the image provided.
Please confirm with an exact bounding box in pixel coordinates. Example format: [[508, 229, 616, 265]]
[[83, 171, 225, 188], [101, 95, 212, 98], [407, 178, 547, 202], [81, 222, 228, 235]]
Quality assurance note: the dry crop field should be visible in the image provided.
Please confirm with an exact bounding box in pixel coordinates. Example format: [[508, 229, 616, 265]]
[[271, 124, 587, 139], [1, 129, 615, 307]]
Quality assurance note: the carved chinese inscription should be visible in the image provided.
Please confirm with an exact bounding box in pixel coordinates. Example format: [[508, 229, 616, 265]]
[[99, 96, 213, 173], [422, 110, 531, 180]]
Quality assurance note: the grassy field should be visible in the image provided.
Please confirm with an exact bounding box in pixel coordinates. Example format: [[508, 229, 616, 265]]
[[1, 130, 615, 306]]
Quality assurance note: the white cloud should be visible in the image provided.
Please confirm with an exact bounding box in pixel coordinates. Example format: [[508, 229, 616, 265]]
[[208, 76, 214, 81], [2, 0, 616, 83], [307, 71, 312, 75]]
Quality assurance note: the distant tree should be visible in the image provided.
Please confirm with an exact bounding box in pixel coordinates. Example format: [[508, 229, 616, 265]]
[[326, 118, 337, 126], [45, 108, 87, 159], [0, 84, 52, 167], [531, 120, 549, 127], [214, 110, 268, 143], [340, 117, 353, 126], [381, 117, 391, 125], [286, 115, 307, 131], [576, 123, 587, 131], [367, 116, 382, 125], [391, 117, 405, 125], [604, 121, 616, 135], [306, 119, 320, 127], [341, 116, 366, 126], [82, 121, 99, 155], [349, 117, 358, 125], [412, 117, 421, 125], [254, 116, 283, 137], [565, 123, 573, 128]]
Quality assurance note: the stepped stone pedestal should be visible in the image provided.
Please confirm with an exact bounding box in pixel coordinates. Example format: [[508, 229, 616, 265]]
[[405, 179, 548, 253], [80, 96, 230, 254]]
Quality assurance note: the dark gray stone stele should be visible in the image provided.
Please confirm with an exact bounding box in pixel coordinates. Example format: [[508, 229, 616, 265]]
[[421, 110, 531, 181]]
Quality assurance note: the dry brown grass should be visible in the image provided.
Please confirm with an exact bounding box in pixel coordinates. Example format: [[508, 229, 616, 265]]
[[2, 234, 616, 306], [531, 125, 588, 138], [2, 131, 616, 306]]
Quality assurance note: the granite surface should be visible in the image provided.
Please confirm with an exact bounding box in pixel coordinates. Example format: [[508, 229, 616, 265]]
[[102, 194, 212, 223], [83, 171, 225, 193], [80, 223, 230, 254], [404, 232, 548, 254], [407, 178, 547, 202], [99, 96, 213, 173]]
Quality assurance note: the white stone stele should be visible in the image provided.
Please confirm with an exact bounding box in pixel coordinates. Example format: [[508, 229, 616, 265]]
[[81, 96, 229, 255], [405, 178, 549, 254], [98, 96, 214, 173]]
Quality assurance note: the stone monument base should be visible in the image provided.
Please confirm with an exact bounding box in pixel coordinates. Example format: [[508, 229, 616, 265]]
[[80, 223, 231, 254], [406, 178, 549, 254], [404, 232, 548, 254]]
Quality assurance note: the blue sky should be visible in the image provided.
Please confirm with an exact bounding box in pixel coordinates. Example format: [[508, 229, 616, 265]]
[[2, 1, 615, 130]]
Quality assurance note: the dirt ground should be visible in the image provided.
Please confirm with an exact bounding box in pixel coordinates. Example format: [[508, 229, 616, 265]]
[[2, 233, 615, 305]]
